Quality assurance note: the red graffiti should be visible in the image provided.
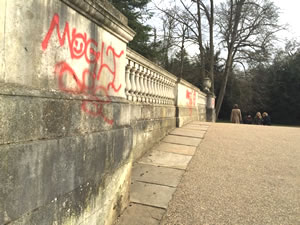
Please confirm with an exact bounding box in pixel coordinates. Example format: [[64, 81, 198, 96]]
[[41, 13, 124, 124], [186, 90, 196, 116]]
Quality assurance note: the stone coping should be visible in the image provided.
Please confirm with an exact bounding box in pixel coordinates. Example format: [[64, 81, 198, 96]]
[[61, 0, 135, 43], [126, 48, 178, 82]]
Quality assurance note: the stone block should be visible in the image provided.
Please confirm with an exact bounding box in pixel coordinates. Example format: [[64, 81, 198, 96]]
[[182, 124, 209, 131], [130, 181, 176, 209], [115, 203, 165, 225], [155, 142, 196, 156], [141, 105, 153, 119], [138, 150, 192, 170], [8, 162, 132, 225], [129, 104, 142, 122], [162, 135, 201, 147], [170, 128, 206, 138], [0, 94, 131, 145], [0, 126, 132, 223], [132, 163, 184, 187]]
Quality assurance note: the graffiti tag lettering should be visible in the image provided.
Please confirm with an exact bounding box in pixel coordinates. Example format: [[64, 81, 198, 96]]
[[41, 13, 124, 124], [186, 90, 196, 116]]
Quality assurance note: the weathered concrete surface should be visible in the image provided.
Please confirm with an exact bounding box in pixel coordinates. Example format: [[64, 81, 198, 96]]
[[132, 164, 184, 187], [114, 203, 165, 225], [155, 142, 196, 156], [138, 150, 192, 170], [162, 123, 300, 225], [130, 181, 176, 209], [162, 135, 202, 147]]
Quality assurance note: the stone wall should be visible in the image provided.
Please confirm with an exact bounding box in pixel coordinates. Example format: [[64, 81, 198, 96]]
[[176, 79, 207, 127], [0, 0, 135, 224], [0, 1, 209, 225]]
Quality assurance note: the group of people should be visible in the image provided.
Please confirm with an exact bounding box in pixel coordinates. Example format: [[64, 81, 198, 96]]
[[230, 104, 271, 125]]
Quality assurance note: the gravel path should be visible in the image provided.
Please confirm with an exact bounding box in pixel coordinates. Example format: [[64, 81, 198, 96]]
[[161, 123, 300, 225]]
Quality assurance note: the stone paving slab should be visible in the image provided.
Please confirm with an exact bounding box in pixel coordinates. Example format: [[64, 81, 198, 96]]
[[138, 150, 192, 170], [114, 203, 165, 225], [130, 181, 176, 209], [132, 163, 185, 187], [162, 135, 202, 146], [190, 121, 211, 125], [155, 142, 196, 156], [182, 125, 209, 131], [170, 128, 206, 138]]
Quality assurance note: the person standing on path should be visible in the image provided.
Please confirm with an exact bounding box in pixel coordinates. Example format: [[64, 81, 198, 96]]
[[230, 104, 242, 123]]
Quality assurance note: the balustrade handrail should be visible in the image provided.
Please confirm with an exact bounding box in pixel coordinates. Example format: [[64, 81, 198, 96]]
[[126, 48, 177, 82], [125, 48, 177, 105], [177, 78, 205, 95]]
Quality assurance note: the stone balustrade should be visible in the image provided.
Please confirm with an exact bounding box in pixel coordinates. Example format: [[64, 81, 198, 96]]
[[126, 48, 177, 105]]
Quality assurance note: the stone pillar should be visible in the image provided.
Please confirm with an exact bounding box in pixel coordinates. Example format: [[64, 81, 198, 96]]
[[206, 93, 216, 122]]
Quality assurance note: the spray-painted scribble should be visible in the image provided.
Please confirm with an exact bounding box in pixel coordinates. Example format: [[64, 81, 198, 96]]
[[42, 13, 124, 124], [186, 90, 196, 116]]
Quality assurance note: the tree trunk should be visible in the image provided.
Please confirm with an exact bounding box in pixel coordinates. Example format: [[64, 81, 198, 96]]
[[209, 0, 214, 94], [179, 30, 186, 78], [215, 52, 233, 118], [215, 0, 245, 119], [197, 0, 205, 78]]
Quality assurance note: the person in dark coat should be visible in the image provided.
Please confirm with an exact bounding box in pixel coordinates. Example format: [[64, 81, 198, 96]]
[[253, 112, 263, 125], [244, 115, 253, 124], [262, 112, 271, 125]]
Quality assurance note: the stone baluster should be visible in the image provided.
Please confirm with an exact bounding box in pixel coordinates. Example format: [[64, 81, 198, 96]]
[[159, 74, 163, 104], [166, 79, 171, 105], [151, 71, 155, 103], [129, 61, 137, 102], [162, 77, 166, 104], [160, 76, 164, 104], [134, 64, 141, 102], [171, 81, 176, 104], [147, 71, 152, 103], [149, 71, 154, 103], [156, 73, 161, 104], [166, 79, 171, 104], [139, 66, 145, 102], [158, 73, 162, 104], [166, 78, 170, 104], [125, 59, 132, 101], [143, 68, 149, 103], [161, 76, 165, 104], [153, 72, 158, 104], [163, 77, 167, 104], [150, 72, 155, 103]]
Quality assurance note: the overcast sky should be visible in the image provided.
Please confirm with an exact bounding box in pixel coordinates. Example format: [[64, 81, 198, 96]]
[[272, 0, 300, 41], [150, 0, 300, 41], [148, 0, 300, 56]]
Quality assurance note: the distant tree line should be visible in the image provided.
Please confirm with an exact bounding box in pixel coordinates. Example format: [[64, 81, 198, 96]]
[[220, 43, 300, 125], [109, 0, 299, 125]]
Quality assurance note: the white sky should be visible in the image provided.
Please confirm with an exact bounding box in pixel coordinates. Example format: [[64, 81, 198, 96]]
[[148, 0, 300, 56], [272, 0, 300, 41]]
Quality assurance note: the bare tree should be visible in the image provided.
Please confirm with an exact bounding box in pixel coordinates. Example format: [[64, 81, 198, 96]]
[[215, 0, 282, 118], [161, 9, 177, 68], [155, 0, 215, 83]]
